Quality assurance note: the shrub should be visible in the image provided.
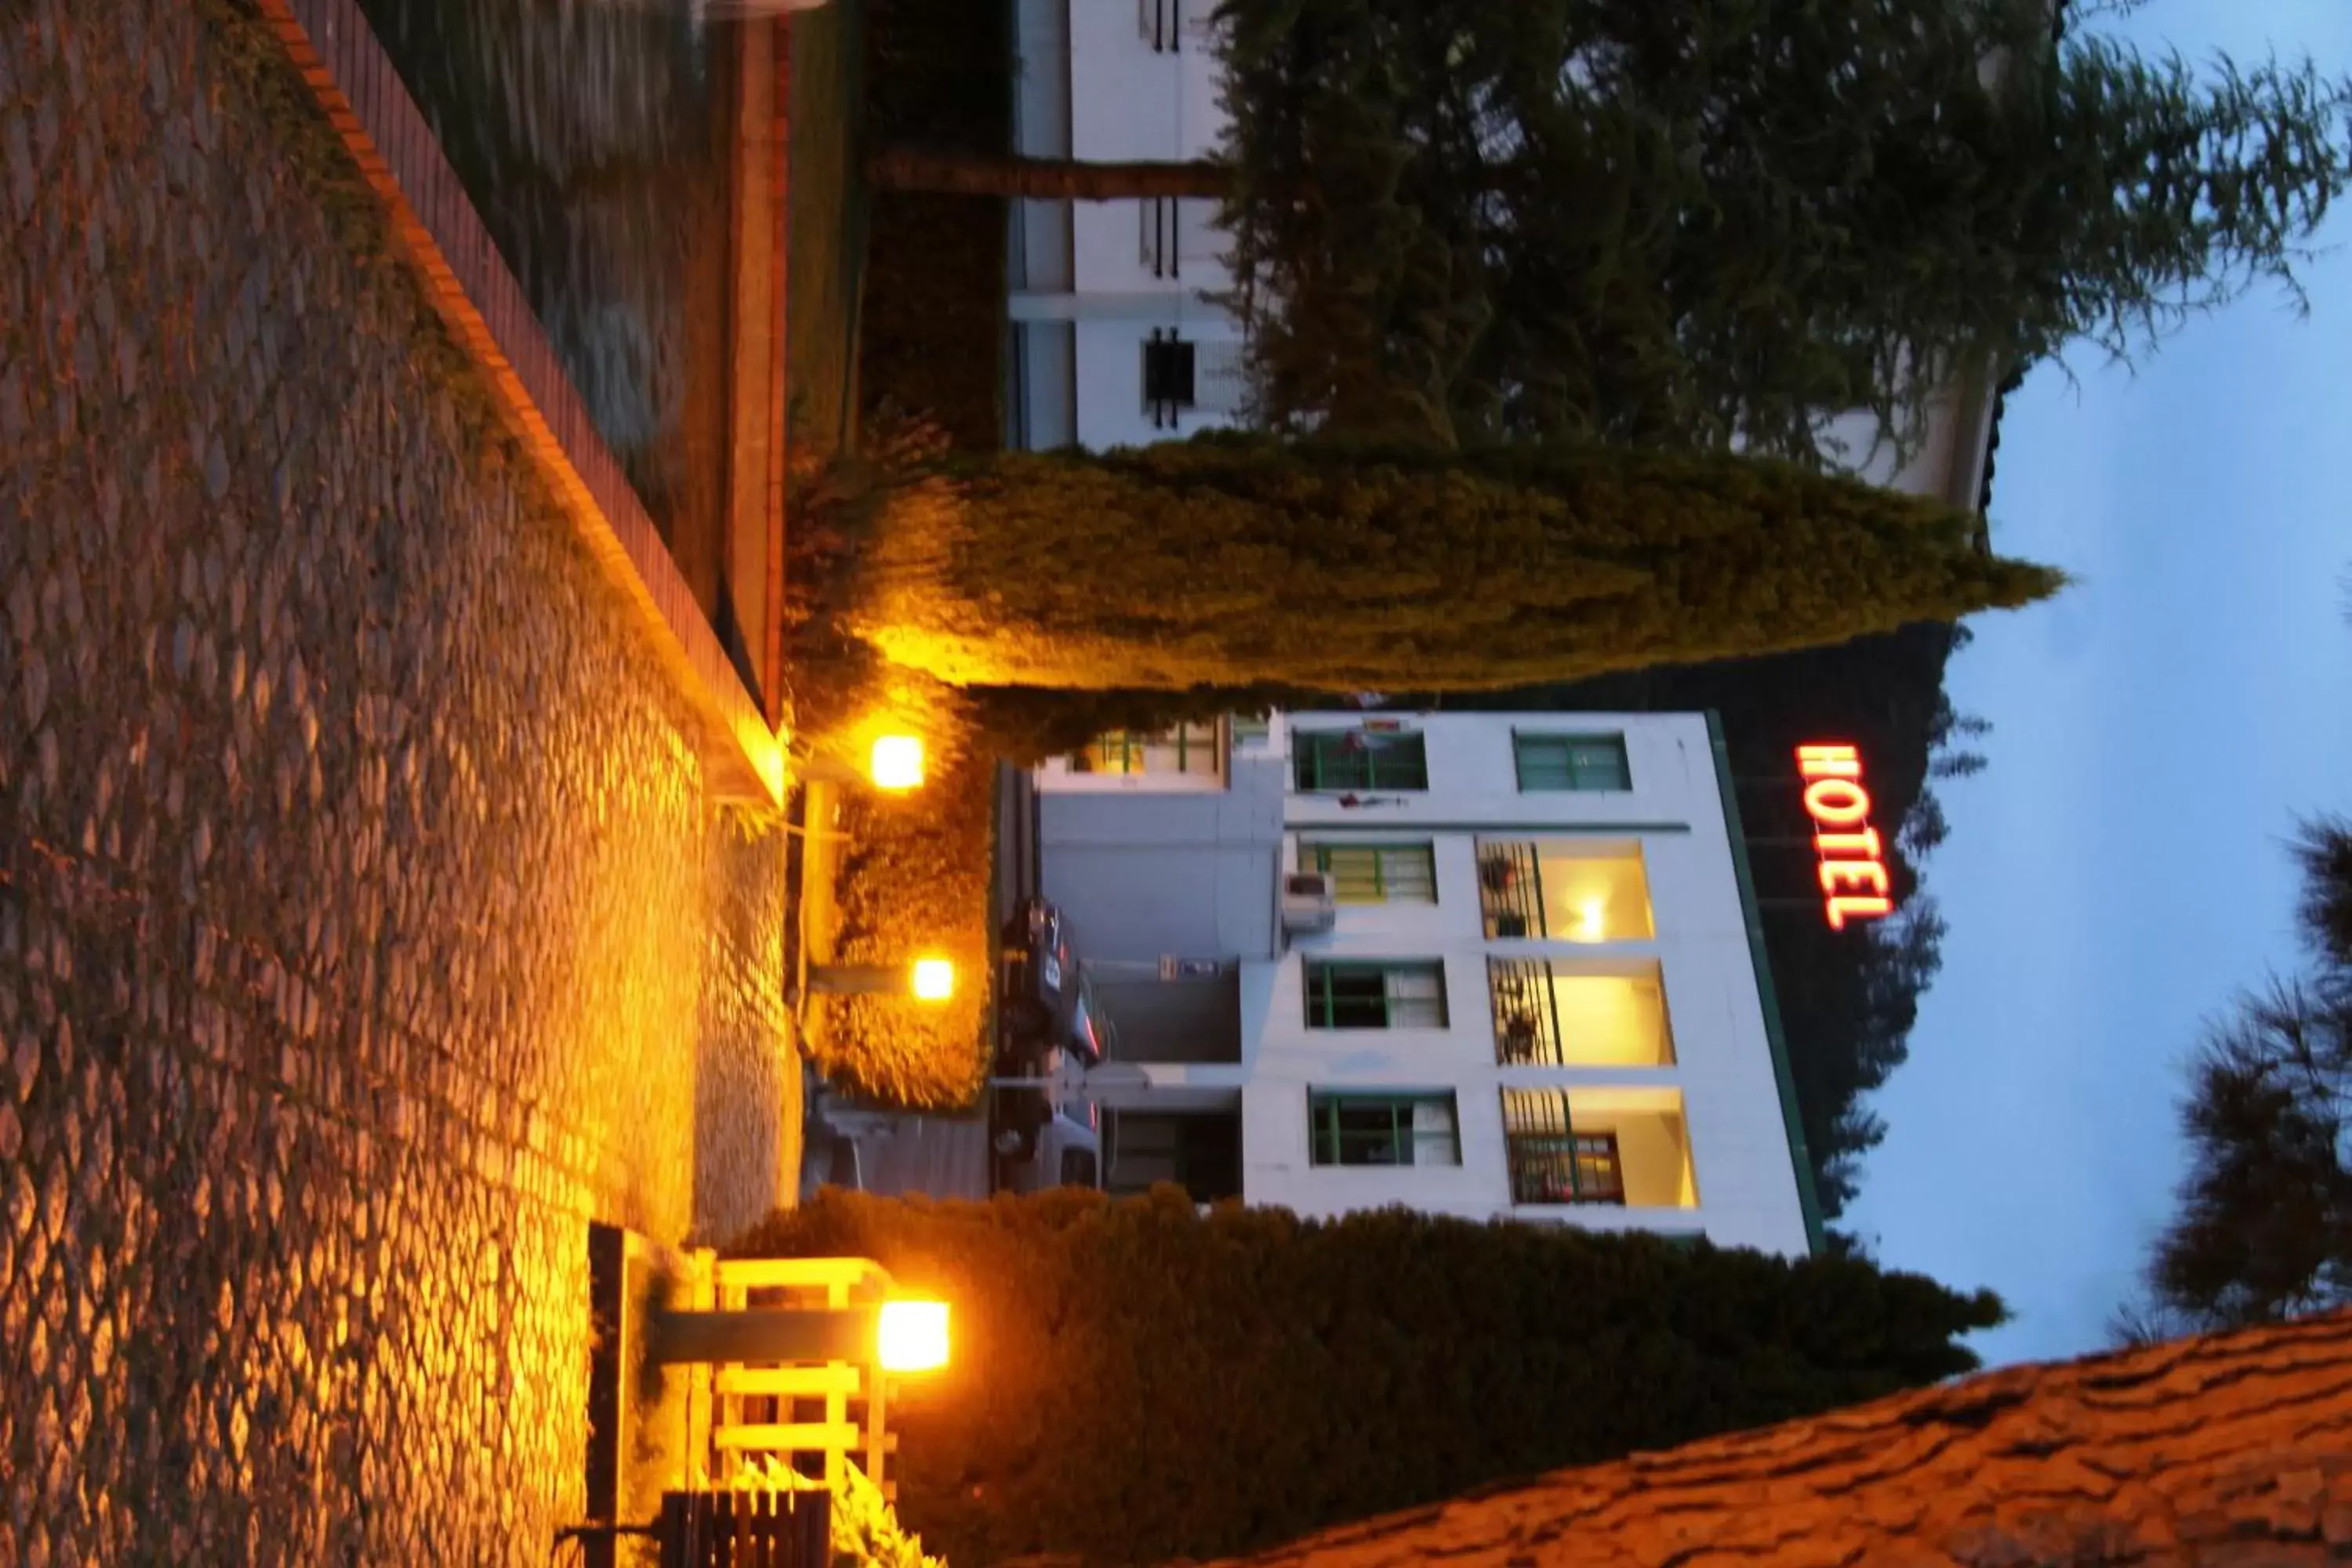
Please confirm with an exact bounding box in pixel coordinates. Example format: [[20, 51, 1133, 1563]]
[[727, 1189, 2005, 1566], [815, 737, 993, 1110], [844, 434, 2064, 693], [735, 1454, 944, 1568]]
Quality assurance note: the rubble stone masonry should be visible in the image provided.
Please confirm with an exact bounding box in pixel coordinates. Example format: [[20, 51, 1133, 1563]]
[[0, 0, 797, 1559]]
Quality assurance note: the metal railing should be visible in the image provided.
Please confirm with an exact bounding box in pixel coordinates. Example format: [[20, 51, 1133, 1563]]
[[1486, 958, 1561, 1066], [1478, 841, 1545, 938], [1500, 1090, 1624, 1205], [1505, 1134, 1625, 1206]]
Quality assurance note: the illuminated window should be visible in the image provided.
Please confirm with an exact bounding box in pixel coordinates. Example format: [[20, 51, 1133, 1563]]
[[1488, 960, 1674, 1067], [1293, 729, 1428, 792], [1306, 843, 1438, 905], [1477, 840, 1654, 942], [1308, 1092, 1460, 1167], [1075, 724, 1223, 779], [1513, 733, 1631, 793], [1303, 961, 1446, 1029], [1501, 1087, 1696, 1208]]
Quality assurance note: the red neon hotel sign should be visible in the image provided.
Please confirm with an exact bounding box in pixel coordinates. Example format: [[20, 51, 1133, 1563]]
[[1795, 744, 1893, 931]]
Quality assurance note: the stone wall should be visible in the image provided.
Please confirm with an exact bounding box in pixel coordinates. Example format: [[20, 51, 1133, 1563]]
[[0, 1, 797, 1561]]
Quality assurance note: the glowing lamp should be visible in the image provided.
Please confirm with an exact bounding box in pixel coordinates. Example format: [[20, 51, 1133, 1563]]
[[869, 735, 926, 792], [877, 1299, 950, 1374], [911, 957, 956, 1002], [1578, 900, 1607, 941]]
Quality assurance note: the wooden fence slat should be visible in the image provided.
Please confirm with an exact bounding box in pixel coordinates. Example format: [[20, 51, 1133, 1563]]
[[712, 1421, 862, 1451], [714, 1365, 864, 1397]]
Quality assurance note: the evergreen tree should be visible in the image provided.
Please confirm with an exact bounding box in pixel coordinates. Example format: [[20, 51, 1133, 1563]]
[[873, 0, 2352, 464], [842, 434, 2061, 692], [2126, 816, 2352, 1334]]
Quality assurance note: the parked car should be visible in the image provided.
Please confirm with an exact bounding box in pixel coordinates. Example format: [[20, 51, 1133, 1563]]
[[989, 1088, 1104, 1194], [996, 896, 1105, 1076]]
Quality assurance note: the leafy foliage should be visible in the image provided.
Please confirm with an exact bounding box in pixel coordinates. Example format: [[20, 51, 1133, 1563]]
[[814, 741, 995, 1111], [1214, 0, 2352, 465], [841, 433, 2060, 692], [728, 1189, 2004, 1566], [735, 1454, 945, 1568], [2125, 815, 2352, 1334]]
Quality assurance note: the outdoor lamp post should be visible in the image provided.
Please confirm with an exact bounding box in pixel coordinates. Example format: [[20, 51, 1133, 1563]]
[[806, 956, 956, 1000], [646, 1298, 953, 1375], [796, 732, 926, 793], [866, 734, 925, 792]]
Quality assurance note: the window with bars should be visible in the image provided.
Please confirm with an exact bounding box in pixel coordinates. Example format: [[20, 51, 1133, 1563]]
[[1292, 729, 1429, 792], [1308, 1092, 1460, 1167], [1513, 733, 1632, 793], [1142, 333, 1196, 422], [1303, 961, 1447, 1029], [1500, 1089, 1625, 1205], [1487, 959, 1675, 1068], [1306, 843, 1438, 906]]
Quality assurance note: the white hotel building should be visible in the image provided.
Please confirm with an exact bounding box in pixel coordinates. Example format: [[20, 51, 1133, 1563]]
[[1004, 5, 2019, 1255], [1034, 711, 1823, 1258]]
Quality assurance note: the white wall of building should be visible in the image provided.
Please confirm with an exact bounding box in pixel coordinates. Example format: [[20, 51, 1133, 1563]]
[[1035, 711, 1817, 1258], [1245, 713, 1807, 1254]]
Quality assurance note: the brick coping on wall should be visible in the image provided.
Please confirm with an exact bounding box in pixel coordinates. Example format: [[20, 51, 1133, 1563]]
[[250, 0, 789, 807]]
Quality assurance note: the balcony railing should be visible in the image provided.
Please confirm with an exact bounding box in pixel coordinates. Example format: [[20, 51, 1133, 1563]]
[[1505, 1134, 1625, 1205], [1488, 958, 1562, 1066], [1478, 841, 1544, 938], [1501, 1089, 1624, 1206]]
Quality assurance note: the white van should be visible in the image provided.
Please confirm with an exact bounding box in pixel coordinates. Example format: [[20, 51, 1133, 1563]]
[[991, 1093, 1105, 1194]]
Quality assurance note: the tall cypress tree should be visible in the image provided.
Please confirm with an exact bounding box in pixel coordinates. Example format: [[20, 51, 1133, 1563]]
[[843, 434, 2062, 692]]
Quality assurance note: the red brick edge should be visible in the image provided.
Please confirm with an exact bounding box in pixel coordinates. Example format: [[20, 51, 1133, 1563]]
[[249, 0, 786, 807], [760, 21, 792, 731]]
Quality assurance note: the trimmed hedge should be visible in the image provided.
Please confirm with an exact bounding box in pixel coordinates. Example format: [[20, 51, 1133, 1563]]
[[728, 1189, 2005, 1566], [846, 434, 2064, 693]]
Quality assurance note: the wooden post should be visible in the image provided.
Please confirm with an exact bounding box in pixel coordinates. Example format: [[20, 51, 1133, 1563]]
[[805, 964, 909, 995], [644, 1308, 877, 1368], [824, 1273, 851, 1491]]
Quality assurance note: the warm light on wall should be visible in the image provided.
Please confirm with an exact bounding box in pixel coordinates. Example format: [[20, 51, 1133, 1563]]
[[877, 1299, 951, 1373], [1796, 743, 1893, 931], [1578, 900, 1607, 941], [869, 734, 926, 792], [910, 957, 956, 1002]]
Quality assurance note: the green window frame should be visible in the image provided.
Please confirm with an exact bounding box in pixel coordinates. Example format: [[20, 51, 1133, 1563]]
[[1499, 1088, 1625, 1205], [1303, 961, 1447, 1029], [1082, 723, 1222, 777], [1292, 728, 1429, 792], [1513, 732, 1632, 793], [1308, 1091, 1461, 1167], [1307, 843, 1439, 905]]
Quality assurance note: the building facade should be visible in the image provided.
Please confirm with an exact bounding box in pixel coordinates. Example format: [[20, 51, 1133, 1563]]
[[1035, 711, 1822, 1258]]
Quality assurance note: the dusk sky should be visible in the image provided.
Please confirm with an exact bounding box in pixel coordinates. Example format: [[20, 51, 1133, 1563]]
[[1843, 1, 2352, 1365]]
